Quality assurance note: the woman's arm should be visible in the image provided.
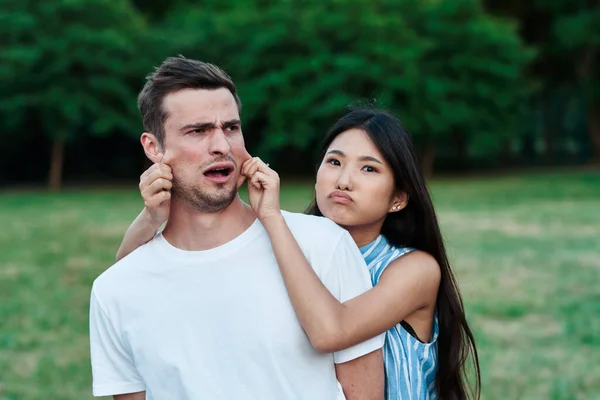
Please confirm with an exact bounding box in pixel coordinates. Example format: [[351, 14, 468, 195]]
[[243, 157, 441, 353], [115, 207, 163, 261], [115, 159, 173, 261], [263, 216, 440, 352]]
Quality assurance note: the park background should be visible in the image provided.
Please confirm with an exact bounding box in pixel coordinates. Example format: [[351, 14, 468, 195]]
[[1, 0, 599, 398]]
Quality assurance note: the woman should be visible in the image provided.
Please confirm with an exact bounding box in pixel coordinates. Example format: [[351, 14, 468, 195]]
[[117, 108, 481, 399]]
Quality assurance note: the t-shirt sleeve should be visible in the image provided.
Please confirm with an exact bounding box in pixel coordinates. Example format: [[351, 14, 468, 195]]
[[320, 231, 385, 364], [89, 287, 146, 396]]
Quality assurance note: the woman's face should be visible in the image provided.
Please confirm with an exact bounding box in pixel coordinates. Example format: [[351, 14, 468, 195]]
[[315, 128, 405, 230]]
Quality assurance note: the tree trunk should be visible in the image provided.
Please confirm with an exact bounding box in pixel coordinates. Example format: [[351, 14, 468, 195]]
[[588, 106, 600, 164], [421, 141, 436, 178], [48, 139, 64, 192], [521, 132, 535, 164], [542, 94, 555, 164], [452, 130, 467, 170], [500, 138, 512, 167], [578, 43, 599, 164], [543, 134, 555, 163]]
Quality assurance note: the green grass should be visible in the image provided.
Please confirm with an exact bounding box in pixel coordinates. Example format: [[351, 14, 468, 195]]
[[1, 171, 599, 399]]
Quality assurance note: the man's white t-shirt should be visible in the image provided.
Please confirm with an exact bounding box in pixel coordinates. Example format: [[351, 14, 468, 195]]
[[90, 211, 384, 399]]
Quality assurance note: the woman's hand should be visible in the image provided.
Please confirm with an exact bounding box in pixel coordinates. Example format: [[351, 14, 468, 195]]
[[139, 154, 172, 226], [242, 157, 281, 222]]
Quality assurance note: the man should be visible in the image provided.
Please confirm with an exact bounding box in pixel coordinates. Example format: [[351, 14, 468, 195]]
[[89, 56, 384, 399]]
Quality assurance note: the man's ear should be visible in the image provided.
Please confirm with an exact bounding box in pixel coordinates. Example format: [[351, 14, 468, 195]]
[[141, 132, 163, 164]]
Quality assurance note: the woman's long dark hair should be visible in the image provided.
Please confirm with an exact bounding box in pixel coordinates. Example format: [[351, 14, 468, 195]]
[[307, 108, 481, 399]]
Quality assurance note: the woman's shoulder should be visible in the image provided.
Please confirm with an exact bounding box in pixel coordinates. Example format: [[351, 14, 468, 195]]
[[373, 246, 440, 285], [387, 248, 439, 272]]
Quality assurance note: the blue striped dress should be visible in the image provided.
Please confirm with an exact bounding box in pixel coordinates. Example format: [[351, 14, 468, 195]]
[[359, 235, 439, 400]]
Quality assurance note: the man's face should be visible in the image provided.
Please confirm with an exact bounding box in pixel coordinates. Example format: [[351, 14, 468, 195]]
[[161, 88, 246, 212]]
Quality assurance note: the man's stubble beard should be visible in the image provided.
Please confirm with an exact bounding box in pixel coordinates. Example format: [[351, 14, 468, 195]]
[[171, 175, 238, 213]]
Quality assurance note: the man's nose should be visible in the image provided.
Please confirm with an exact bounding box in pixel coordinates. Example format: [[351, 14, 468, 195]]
[[208, 128, 232, 156]]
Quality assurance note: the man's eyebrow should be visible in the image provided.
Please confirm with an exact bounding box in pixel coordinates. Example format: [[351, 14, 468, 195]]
[[325, 150, 383, 164], [180, 119, 241, 131], [180, 122, 215, 132], [222, 119, 241, 127]]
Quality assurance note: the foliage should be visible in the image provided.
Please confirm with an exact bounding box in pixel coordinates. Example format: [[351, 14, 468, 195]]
[[3, 0, 597, 185], [0, 0, 151, 141], [484, 0, 600, 162], [152, 0, 530, 165], [406, 0, 534, 155]]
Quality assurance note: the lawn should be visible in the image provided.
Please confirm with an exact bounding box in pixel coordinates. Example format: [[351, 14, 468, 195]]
[[1, 171, 599, 399]]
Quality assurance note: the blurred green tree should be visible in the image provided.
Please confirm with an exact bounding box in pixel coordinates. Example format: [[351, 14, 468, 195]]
[[157, 0, 530, 174], [484, 0, 600, 164], [0, 0, 152, 190], [550, 0, 600, 163], [404, 0, 534, 174], [0, 0, 536, 184]]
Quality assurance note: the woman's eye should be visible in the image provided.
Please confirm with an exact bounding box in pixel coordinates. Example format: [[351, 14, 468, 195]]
[[362, 166, 377, 172], [327, 158, 341, 166]]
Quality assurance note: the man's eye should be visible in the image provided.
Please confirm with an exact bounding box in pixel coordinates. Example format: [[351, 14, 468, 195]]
[[225, 125, 240, 132]]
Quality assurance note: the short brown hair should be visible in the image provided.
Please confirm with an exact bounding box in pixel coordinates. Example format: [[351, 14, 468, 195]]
[[137, 56, 241, 145]]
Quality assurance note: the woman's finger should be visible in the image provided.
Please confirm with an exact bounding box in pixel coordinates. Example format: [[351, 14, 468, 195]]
[[140, 162, 170, 183], [251, 170, 277, 190], [249, 171, 259, 189], [247, 157, 275, 179], [146, 190, 171, 208], [141, 167, 173, 191], [150, 177, 173, 192], [254, 158, 276, 175], [243, 157, 261, 177], [240, 154, 254, 171], [150, 165, 173, 182], [140, 162, 162, 182], [142, 178, 172, 199]]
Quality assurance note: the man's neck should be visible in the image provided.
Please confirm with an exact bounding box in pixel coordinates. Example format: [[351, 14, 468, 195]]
[[161, 196, 257, 251]]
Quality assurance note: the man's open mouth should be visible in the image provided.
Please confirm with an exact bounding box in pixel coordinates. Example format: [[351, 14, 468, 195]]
[[203, 166, 233, 178]]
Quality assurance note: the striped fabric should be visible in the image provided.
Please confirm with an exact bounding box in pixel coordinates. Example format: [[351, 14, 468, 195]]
[[360, 235, 439, 400]]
